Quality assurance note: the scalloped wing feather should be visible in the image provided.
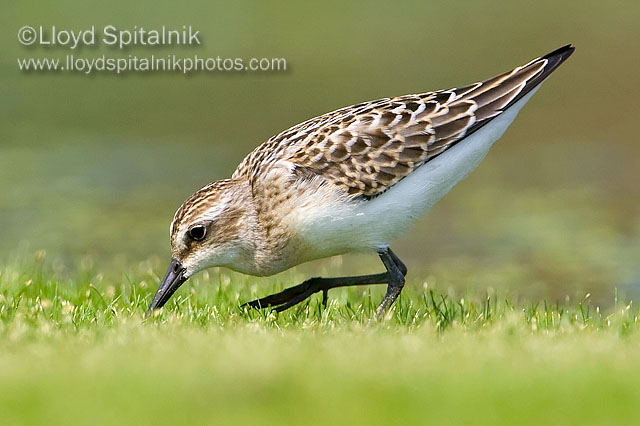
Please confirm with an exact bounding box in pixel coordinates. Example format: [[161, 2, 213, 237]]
[[234, 46, 573, 199]]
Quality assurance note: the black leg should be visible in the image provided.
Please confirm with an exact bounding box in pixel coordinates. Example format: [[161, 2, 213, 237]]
[[375, 248, 406, 317], [242, 272, 388, 312], [242, 247, 408, 315], [387, 248, 407, 275]]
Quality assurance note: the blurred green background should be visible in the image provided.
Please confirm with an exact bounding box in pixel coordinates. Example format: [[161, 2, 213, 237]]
[[2, 0, 639, 305]]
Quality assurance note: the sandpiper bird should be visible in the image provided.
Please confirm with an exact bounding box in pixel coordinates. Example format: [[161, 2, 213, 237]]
[[148, 45, 574, 317]]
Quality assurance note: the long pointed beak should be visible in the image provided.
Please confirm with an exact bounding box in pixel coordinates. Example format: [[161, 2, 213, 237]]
[[147, 258, 188, 313]]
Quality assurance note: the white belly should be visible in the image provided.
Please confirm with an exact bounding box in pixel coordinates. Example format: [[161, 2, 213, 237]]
[[294, 86, 540, 259]]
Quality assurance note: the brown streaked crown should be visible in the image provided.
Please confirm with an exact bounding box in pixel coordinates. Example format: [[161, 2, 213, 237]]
[[170, 179, 235, 236]]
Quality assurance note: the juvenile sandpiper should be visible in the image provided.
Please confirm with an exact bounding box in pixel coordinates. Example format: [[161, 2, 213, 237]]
[[148, 45, 575, 317]]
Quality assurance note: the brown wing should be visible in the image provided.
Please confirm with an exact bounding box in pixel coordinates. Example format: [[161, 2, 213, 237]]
[[235, 45, 574, 198]]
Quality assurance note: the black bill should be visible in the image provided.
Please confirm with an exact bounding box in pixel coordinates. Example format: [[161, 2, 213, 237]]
[[147, 258, 188, 313]]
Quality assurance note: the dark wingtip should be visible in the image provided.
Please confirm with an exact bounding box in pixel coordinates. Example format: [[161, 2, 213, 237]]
[[541, 44, 575, 70], [456, 43, 576, 144], [542, 44, 575, 60], [501, 44, 576, 110]]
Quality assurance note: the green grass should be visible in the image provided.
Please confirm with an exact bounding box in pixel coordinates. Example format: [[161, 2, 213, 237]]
[[2, 254, 640, 426]]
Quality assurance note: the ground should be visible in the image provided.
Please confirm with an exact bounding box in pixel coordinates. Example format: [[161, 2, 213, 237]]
[[1, 257, 639, 426]]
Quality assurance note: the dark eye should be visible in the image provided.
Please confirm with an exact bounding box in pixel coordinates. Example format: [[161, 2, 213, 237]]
[[188, 225, 207, 241]]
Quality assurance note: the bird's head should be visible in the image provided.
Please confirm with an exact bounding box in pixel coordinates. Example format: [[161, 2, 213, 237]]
[[147, 179, 254, 313]]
